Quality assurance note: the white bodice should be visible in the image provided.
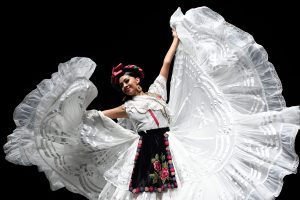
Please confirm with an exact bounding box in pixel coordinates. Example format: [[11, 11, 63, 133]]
[[120, 75, 170, 132]]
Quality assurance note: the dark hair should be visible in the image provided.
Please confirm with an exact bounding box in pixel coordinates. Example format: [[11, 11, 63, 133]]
[[111, 63, 145, 92], [124, 71, 139, 79]]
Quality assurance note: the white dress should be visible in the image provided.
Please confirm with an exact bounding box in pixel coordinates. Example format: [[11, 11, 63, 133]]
[[4, 6, 299, 200]]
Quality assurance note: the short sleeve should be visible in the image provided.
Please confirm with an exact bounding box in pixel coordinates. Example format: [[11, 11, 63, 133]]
[[124, 100, 135, 115], [148, 75, 168, 101]]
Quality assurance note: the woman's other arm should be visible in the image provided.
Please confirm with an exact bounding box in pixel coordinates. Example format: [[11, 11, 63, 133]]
[[101, 104, 128, 119]]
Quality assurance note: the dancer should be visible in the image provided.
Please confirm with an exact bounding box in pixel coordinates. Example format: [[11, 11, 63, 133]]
[[100, 28, 179, 195], [4, 6, 299, 200]]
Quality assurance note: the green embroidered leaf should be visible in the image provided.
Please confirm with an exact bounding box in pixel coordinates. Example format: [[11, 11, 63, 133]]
[[150, 172, 159, 184], [149, 174, 155, 179], [155, 154, 159, 160], [161, 154, 165, 161], [151, 158, 156, 163], [162, 162, 168, 169]]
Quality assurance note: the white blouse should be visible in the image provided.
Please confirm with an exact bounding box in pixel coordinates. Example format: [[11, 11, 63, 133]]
[[119, 75, 171, 132]]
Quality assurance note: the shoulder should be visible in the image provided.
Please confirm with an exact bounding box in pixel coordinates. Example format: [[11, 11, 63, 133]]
[[148, 75, 168, 101], [146, 92, 163, 100], [153, 74, 167, 86]]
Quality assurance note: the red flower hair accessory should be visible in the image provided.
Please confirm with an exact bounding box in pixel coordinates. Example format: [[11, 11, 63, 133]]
[[111, 63, 145, 89]]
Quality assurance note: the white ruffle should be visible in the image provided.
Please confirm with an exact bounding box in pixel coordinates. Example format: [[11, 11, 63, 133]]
[[124, 95, 171, 131], [148, 74, 168, 101], [167, 6, 299, 200], [5, 57, 96, 166], [4, 57, 139, 200], [125, 96, 169, 114], [170, 7, 285, 115]]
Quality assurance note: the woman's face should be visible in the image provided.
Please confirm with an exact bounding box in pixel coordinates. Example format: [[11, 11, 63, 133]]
[[119, 75, 141, 96]]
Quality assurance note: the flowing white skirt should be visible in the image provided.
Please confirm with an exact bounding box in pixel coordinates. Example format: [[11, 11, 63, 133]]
[[4, 6, 299, 200]]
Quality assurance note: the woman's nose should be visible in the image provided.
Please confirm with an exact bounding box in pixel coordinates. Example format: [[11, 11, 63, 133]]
[[123, 82, 129, 89]]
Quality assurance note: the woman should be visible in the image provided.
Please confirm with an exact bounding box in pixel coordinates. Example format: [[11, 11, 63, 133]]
[[4, 6, 299, 200], [99, 28, 179, 195]]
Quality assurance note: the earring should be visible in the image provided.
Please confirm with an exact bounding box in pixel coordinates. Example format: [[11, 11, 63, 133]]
[[137, 85, 142, 93]]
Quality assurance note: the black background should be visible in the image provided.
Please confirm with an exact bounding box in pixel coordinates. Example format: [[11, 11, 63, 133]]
[[1, 0, 299, 199]]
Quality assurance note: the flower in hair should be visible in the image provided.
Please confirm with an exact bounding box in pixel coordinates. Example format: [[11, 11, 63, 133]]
[[111, 63, 145, 87]]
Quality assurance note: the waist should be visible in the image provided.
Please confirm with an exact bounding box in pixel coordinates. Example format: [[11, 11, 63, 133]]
[[138, 127, 170, 136]]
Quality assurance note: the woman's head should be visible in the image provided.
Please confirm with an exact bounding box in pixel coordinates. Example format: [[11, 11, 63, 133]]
[[111, 63, 144, 96]]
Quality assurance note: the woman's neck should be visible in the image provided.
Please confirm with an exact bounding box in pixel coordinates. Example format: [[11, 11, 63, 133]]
[[136, 91, 146, 96]]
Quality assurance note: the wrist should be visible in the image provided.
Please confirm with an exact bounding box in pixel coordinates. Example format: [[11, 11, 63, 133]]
[[173, 37, 179, 44]]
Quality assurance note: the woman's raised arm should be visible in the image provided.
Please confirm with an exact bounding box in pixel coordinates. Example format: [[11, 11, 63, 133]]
[[159, 29, 179, 80]]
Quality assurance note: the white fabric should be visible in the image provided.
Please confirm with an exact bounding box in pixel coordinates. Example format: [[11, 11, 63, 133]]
[[4, 6, 300, 200], [124, 75, 170, 132], [148, 74, 168, 101]]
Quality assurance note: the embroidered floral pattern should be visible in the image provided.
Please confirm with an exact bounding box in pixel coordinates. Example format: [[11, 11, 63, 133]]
[[149, 153, 169, 184], [153, 160, 162, 171], [129, 131, 177, 194]]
